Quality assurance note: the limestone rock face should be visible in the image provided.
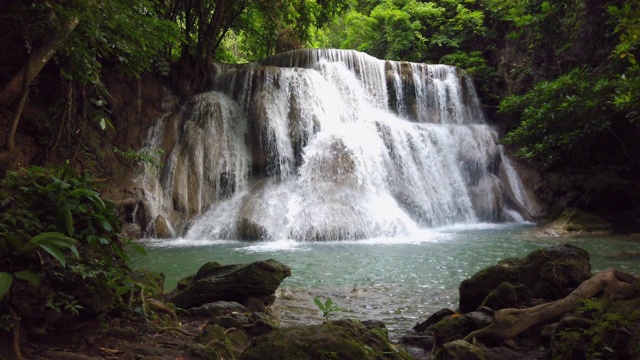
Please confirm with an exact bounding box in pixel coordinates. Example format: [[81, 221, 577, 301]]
[[458, 244, 591, 313], [167, 259, 291, 309]]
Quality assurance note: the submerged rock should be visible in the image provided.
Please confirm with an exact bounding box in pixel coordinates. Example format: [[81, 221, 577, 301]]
[[458, 244, 591, 313], [167, 259, 291, 309], [539, 207, 612, 237], [240, 319, 412, 360]]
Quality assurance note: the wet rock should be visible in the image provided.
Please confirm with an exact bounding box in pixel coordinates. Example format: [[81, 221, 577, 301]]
[[167, 259, 291, 309], [122, 222, 142, 239], [414, 308, 456, 333], [240, 319, 412, 360], [480, 282, 518, 311], [236, 217, 269, 241], [399, 334, 435, 351], [434, 339, 486, 360], [153, 215, 173, 238], [539, 207, 612, 237], [428, 311, 493, 345], [459, 244, 591, 312]]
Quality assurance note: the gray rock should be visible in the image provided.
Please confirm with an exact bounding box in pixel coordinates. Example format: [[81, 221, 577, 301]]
[[167, 259, 291, 309], [153, 215, 173, 238]]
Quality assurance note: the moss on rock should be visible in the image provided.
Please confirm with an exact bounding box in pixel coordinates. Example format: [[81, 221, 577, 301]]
[[539, 207, 612, 236], [240, 319, 412, 360], [459, 244, 591, 312]]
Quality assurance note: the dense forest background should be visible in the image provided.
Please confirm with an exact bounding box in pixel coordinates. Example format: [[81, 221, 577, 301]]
[[0, 0, 639, 219]]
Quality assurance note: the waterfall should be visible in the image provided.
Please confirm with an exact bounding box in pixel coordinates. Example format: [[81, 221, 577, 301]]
[[141, 49, 536, 241]]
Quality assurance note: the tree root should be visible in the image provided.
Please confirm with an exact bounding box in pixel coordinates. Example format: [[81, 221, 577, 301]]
[[156, 326, 196, 337], [146, 298, 179, 323], [9, 307, 26, 360], [464, 268, 639, 344]]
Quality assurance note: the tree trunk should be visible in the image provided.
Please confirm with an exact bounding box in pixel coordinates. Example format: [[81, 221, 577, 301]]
[[0, 15, 79, 106], [463, 268, 639, 344]]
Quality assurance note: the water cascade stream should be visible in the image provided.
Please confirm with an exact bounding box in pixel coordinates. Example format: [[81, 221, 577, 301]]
[[140, 49, 540, 240]]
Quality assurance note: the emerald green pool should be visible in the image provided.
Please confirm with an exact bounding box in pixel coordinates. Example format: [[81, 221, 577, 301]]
[[134, 223, 640, 339]]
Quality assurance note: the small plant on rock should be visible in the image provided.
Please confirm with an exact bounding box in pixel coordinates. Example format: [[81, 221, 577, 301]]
[[313, 296, 342, 320]]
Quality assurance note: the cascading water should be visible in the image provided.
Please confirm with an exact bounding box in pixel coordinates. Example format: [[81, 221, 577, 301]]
[[141, 49, 539, 241]]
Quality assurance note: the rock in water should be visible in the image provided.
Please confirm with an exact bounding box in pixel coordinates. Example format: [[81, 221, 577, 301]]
[[458, 244, 591, 312], [154, 215, 173, 238], [167, 259, 291, 309]]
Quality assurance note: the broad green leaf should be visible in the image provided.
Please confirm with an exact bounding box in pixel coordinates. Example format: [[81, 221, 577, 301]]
[[30, 232, 75, 245], [63, 203, 74, 236], [30, 233, 78, 265], [14, 270, 40, 287], [325, 298, 333, 308], [94, 214, 113, 231], [115, 285, 132, 297], [129, 242, 147, 256], [39, 243, 67, 267], [314, 296, 324, 310], [0, 272, 13, 300]]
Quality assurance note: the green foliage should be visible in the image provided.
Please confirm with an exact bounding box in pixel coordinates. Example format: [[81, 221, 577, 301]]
[[578, 297, 605, 314], [163, 0, 352, 63], [338, 0, 486, 63], [313, 296, 342, 320], [554, 297, 639, 359], [4, 0, 179, 83], [0, 163, 145, 322], [501, 68, 617, 169], [113, 147, 164, 172], [608, 3, 640, 123]]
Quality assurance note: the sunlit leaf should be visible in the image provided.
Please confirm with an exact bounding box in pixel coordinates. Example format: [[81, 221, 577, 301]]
[[39, 243, 67, 267]]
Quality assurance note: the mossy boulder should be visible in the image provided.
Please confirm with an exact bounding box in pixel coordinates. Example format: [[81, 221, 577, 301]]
[[427, 310, 493, 345], [479, 282, 518, 311], [549, 282, 640, 360], [433, 340, 486, 360], [167, 259, 291, 309], [539, 207, 612, 237], [459, 244, 591, 313], [240, 319, 412, 360]]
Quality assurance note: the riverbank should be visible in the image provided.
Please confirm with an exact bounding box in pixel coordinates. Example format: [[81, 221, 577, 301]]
[[2, 241, 639, 359]]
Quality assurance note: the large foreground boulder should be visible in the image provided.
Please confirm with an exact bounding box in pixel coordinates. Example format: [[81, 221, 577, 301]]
[[167, 259, 291, 309], [240, 319, 412, 360], [458, 244, 591, 313]]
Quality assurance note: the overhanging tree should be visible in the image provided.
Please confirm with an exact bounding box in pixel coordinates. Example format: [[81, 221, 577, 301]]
[[0, 0, 178, 175]]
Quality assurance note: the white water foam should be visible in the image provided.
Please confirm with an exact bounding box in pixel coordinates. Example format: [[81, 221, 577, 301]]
[[140, 49, 537, 241]]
